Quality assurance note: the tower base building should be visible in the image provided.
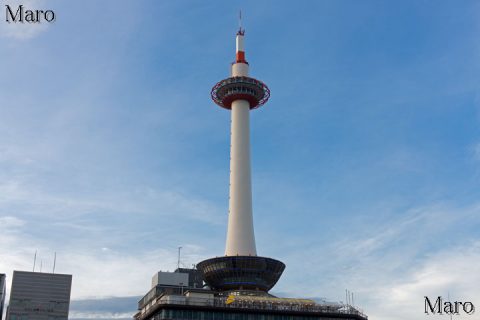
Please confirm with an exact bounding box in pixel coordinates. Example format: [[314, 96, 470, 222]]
[[134, 269, 367, 320]]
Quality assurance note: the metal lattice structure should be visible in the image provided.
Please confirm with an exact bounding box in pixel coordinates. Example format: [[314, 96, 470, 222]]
[[211, 76, 270, 110]]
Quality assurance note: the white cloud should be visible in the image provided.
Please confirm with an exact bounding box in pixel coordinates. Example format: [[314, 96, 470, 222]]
[[379, 242, 480, 319], [0, 175, 223, 224], [0, 231, 208, 300], [0, 176, 221, 302], [274, 202, 480, 320], [0, 199, 212, 299], [0, 215, 25, 228]]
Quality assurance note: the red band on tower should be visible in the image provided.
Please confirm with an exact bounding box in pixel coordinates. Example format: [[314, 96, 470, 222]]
[[236, 51, 246, 63]]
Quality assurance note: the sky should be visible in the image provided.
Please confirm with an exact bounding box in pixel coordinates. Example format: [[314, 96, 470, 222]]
[[1, 0, 480, 319]]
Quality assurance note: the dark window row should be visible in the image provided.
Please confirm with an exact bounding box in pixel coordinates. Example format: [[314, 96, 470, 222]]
[[152, 309, 354, 320]]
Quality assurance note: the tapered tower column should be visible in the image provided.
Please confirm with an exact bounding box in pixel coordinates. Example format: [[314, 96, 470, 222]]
[[227, 98, 255, 256]]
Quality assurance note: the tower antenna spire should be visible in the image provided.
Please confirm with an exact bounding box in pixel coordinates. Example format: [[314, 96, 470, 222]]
[[238, 10, 244, 35], [239, 10, 242, 29]]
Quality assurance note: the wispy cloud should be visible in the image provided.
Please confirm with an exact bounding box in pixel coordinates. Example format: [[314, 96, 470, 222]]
[[0, 215, 25, 228], [0, 223, 208, 300], [0, 179, 220, 301], [0, 177, 223, 224], [381, 242, 480, 319], [274, 202, 480, 319]]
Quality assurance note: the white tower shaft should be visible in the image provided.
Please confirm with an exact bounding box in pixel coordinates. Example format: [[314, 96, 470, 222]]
[[226, 99, 256, 256], [225, 32, 257, 256]]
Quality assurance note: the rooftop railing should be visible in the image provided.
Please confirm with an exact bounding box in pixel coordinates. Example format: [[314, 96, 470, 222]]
[[137, 294, 368, 320]]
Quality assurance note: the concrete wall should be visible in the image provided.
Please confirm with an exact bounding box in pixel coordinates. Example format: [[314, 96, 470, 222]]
[[151, 272, 189, 289]]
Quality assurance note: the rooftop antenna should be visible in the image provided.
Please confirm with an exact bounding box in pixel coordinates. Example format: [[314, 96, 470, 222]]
[[346, 289, 352, 308], [177, 246, 182, 270], [32, 250, 37, 272], [40, 259, 43, 272], [53, 252, 57, 274]]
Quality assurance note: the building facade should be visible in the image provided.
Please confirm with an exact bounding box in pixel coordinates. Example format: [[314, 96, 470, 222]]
[[135, 292, 368, 320], [6, 271, 72, 320]]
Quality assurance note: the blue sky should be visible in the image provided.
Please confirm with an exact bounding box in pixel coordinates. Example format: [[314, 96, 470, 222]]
[[1, 0, 480, 319]]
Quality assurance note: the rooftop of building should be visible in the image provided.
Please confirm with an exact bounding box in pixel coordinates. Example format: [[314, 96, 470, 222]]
[[135, 291, 367, 320]]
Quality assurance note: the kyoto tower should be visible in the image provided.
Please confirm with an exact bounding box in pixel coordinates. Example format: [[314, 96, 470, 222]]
[[197, 25, 285, 295]]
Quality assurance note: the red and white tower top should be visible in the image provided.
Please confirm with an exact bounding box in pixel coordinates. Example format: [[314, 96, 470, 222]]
[[211, 28, 270, 110], [236, 28, 247, 64]]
